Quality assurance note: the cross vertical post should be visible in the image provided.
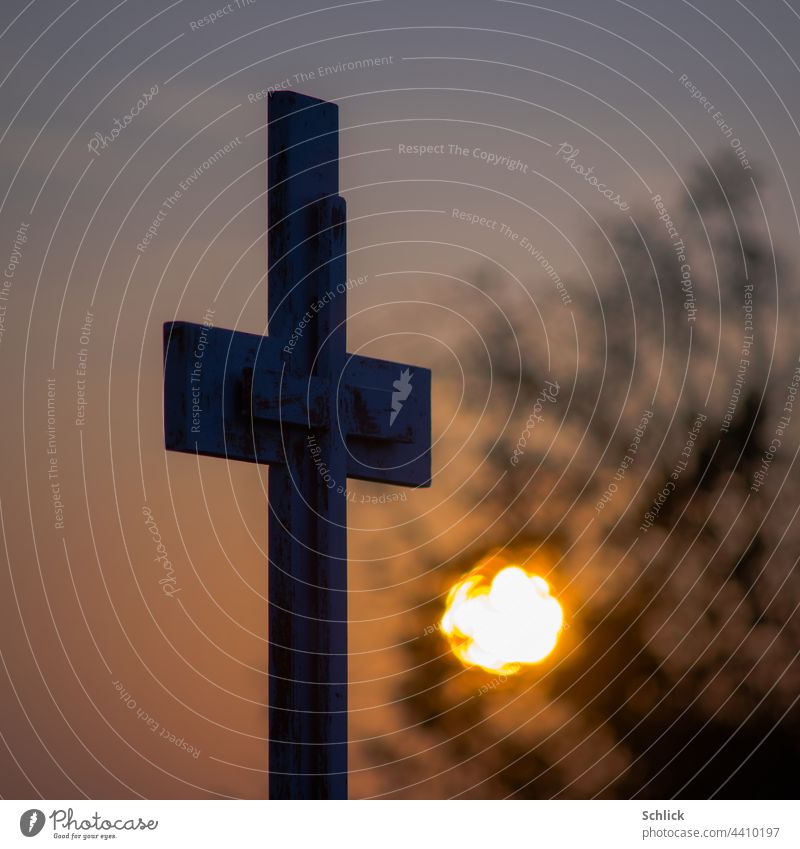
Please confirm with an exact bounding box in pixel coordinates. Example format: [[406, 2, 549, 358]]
[[162, 90, 432, 801], [266, 92, 348, 799]]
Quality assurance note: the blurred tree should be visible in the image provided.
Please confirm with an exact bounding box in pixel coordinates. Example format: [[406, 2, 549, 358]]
[[379, 152, 800, 798]]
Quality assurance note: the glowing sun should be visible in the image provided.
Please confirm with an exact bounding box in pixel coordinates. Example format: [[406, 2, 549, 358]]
[[441, 564, 563, 675]]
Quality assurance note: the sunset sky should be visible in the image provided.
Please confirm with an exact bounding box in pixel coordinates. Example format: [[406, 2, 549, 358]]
[[1, 0, 799, 800]]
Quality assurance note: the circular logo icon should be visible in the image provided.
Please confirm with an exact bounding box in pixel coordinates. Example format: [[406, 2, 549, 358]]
[[19, 809, 46, 837]]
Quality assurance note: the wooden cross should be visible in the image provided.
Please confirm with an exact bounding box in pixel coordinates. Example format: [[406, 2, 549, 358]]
[[161, 92, 432, 799]]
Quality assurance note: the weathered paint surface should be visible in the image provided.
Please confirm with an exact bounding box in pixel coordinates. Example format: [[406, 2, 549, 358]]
[[162, 91, 431, 799]]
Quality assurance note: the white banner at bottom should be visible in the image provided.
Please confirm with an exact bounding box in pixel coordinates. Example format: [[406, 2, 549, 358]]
[[0, 799, 796, 849]]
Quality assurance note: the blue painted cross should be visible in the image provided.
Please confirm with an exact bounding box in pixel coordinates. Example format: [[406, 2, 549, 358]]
[[162, 92, 432, 799]]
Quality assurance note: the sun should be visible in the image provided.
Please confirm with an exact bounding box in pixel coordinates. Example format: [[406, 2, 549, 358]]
[[441, 562, 564, 675]]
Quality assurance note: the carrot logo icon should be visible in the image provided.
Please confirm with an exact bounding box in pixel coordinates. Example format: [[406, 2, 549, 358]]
[[19, 809, 46, 837], [390, 368, 413, 426]]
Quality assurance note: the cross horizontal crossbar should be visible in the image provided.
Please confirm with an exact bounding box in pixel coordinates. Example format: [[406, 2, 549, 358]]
[[163, 320, 431, 487]]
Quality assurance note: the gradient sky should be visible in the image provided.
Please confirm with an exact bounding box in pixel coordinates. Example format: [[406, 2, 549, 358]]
[[1, 0, 799, 799]]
